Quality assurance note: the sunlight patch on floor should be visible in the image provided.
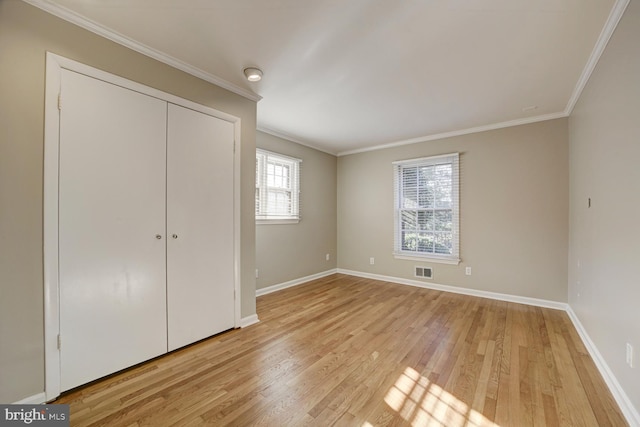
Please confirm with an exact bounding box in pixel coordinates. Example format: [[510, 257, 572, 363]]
[[380, 366, 500, 427]]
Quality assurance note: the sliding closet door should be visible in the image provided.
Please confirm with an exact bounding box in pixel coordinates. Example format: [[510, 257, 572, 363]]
[[58, 70, 168, 391], [166, 104, 235, 351]]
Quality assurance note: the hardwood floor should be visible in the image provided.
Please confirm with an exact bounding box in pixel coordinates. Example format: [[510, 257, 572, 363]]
[[55, 273, 627, 426]]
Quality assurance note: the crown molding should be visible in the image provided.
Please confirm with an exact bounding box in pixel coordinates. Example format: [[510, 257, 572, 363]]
[[264, 0, 631, 157], [337, 111, 568, 156], [564, 0, 630, 115], [25, 0, 630, 153], [257, 126, 338, 156], [22, 0, 262, 103]]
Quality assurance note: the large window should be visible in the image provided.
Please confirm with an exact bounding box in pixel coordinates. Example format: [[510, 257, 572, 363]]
[[393, 153, 460, 264], [256, 149, 301, 223]]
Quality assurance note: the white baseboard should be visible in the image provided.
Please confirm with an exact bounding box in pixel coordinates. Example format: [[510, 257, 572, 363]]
[[18, 270, 633, 425], [566, 307, 640, 427], [13, 392, 46, 404], [239, 314, 260, 328], [336, 268, 638, 426], [337, 269, 568, 310], [255, 269, 338, 297]]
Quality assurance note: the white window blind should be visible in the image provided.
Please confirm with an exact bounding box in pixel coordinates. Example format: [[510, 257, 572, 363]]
[[256, 149, 301, 223], [393, 153, 460, 264]]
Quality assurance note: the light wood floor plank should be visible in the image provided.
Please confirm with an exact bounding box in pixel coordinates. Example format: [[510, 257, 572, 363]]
[[55, 274, 628, 426]]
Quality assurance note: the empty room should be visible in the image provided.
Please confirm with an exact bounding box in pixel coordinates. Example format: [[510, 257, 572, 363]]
[[1, 0, 639, 425]]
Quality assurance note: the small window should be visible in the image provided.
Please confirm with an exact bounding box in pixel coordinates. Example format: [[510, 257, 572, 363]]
[[393, 153, 460, 264], [256, 149, 301, 223]]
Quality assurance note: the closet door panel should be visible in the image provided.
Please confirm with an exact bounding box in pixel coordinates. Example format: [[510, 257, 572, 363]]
[[58, 70, 168, 391], [167, 104, 235, 351]]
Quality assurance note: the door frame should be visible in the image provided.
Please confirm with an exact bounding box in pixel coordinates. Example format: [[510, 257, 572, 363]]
[[43, 52, 242, 401]]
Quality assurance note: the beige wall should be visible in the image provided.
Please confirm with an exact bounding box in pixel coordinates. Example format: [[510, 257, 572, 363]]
[[0, 0, 256, 403], [256, 131, 337, 289], [338, 119, 569, 302], [5, 0, 635, 415], [568, 0, 640, 414]]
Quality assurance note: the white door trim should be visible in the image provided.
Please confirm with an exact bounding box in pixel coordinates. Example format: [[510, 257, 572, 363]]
[[43, 52, 242, 401]]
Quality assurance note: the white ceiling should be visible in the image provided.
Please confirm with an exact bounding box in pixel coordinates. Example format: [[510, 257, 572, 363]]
[[30, 0, 622, 155]]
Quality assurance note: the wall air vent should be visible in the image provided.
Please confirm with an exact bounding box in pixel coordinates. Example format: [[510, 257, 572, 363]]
[[415, 266, 433, 279]]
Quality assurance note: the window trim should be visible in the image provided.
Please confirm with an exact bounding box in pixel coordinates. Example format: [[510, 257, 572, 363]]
[[392, 153, 460, 265], [256, 148, 301, 224]]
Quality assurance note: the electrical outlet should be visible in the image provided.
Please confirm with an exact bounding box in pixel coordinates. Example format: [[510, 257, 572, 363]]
[[326, 253, 330, 261], [369, 257, 375, 265], [255, 269, 259, 278], [627, 343, 634, 368], [465, 267, 472, 276]]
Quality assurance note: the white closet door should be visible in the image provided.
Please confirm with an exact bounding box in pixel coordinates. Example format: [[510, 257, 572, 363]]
[[166, 104, 235, 351], [58, 70, 168, 391]]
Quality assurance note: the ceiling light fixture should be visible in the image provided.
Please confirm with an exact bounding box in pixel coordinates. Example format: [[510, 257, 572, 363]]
[[243, 67, 263, 82]]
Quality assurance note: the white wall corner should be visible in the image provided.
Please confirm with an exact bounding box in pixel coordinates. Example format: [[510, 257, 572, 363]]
[[566, 307, 640, 427], [239, 314, 260, 328]]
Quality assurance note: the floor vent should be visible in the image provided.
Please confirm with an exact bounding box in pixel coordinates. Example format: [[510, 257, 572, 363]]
[[415, 266, 433, 279]]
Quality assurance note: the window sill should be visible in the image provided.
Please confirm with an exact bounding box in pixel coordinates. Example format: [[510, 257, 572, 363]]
[[256, 219, 300, 225], [393, 253, 461, 265]]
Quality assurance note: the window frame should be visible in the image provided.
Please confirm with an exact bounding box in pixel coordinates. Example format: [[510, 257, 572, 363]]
[[255, 148, 301, 224], [393, 153, 460, 265]]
